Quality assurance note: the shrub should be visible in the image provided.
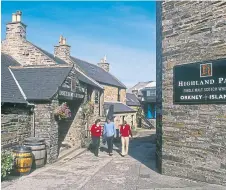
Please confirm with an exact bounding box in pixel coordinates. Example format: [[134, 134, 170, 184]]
[[1, 150, 14, 180]]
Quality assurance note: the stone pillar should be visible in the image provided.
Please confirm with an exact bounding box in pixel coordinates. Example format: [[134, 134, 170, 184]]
[[157, 1, 226, 185]]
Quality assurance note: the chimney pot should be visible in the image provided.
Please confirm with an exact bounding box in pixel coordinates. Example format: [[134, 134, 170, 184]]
[[63, 38, 66, 45], [12, 13, 17, 22], [16, 11, 22, 22]]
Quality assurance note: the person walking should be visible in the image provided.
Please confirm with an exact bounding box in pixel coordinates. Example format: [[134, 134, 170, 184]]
[[90, 119, 102, 157], [103, 118, 116, 156], [120, 121, 133, 157]]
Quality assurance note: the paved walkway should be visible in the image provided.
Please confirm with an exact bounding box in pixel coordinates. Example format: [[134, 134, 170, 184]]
[[2, 129, 226, 190]]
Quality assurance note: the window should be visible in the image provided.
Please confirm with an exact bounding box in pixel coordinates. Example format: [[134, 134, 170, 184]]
[[71, 78, 77, 91], [146, 89, 156, 96], [118, 89, 120, 101], [131, 115, 134, 126], [94, 90, 99, 104]]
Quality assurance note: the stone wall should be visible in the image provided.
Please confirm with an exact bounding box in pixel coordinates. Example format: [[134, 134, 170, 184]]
[[2, 21, 57, 66], [1, 105, 32, 149], [114, 112, 137, 129], [103, 85, 126, 103], [120, 89, 126, 104], [103, 85, 118, 102], [34, 100, 58, 164], [156, 1, 226, 185]]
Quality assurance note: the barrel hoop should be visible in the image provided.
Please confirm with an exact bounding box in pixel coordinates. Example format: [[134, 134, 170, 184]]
[[14, 156, 32, 159], [15, 166, 32, 169]]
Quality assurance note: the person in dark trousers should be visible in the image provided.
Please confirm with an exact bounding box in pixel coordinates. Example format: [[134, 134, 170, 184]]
[[120, 120, 133, 157], [90, 119, 102, 157], [103, 118, 116, 156]]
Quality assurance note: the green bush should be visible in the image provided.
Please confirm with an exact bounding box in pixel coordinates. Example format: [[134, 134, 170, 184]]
[[1, 151, 14, 180]]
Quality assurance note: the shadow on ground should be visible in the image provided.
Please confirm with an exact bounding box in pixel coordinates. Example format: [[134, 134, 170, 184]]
[[98, 131, 158, 173]]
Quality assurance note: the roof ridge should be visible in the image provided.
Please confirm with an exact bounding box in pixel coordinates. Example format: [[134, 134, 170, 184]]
[[9, 65, 72, 69], [9, 68, 27, 101], [71, 56, 127, 89]]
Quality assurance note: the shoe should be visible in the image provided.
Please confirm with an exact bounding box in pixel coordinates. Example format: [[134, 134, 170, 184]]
[[109, 153, 113, 156]]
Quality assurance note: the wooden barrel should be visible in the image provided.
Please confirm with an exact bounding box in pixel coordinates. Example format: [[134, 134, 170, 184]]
[[13, 145, 33, 176], [24, 137, 46, 169]]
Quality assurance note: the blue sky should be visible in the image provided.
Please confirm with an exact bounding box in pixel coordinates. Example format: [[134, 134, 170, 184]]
[[1, 1, 156, 88]]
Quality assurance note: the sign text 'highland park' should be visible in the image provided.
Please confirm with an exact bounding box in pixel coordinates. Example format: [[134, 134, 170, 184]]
[[173, 59, 226, 104]]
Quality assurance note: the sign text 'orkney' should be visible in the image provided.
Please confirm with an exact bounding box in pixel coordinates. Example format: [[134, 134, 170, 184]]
[[173, 58, 226, 104]]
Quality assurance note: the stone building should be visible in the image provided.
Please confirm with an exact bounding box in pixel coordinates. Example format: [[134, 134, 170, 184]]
[[127, 81, 156, 128], [1, 11, 104, 163], [1, 10, 136, 163], [1, 53, 33, 150], [156, 1, 226, 185]]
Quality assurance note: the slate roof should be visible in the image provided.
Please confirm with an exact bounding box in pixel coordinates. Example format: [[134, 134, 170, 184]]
[[31, 42, 102, 89], [70, 56, 126, 89], [104, 102, 136, 114], [127, 81, 153, 93], [74, 69, 103, 89], [1, 53, 27, 104], [126, 93, 140, 106], [11, 66, 72, 101]]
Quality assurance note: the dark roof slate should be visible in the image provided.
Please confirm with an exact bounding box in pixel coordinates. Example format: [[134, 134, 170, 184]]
[[1, 53, 27, 104], [126, 93, 140, 106], [31, 43, 102, 89], [74, 70, 103, 89], [104, 102, 136, 114], [11, 67, 72, 101], [70, 56, 126, 89]]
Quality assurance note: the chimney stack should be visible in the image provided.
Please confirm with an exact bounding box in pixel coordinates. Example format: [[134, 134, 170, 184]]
[[98, 55, 110, 72], [54, 35, 71, 64], [6, 10, 26, 40]]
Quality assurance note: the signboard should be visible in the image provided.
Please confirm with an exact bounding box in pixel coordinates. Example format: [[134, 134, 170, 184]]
[[173, 58, 226, 104], [58, 87, 85, 100]]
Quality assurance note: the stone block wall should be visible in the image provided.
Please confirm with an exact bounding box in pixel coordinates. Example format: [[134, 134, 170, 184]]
[[103, 85, 118, 102], [2, 38, 56, 66], [103, 85, 126, 103], [156, 1, 226, 185], [114, 112, 137, 129], [1, 106, 32, 149], [2, 20, 56, 66], [120, 89, 126, 104], [34, 101, 58, 164]]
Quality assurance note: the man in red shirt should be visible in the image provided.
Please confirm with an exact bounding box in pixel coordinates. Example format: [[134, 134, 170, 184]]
[[120, 120, 133, 157], [90, 119, 101, 157]]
